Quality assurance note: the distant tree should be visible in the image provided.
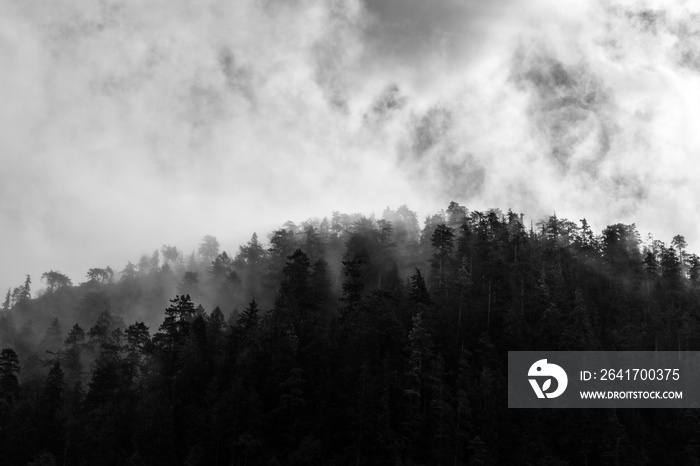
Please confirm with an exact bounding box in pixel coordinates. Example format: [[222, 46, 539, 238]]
[[17, 319, 36, 354], [41, 318, 63, 353], [65, 324, 86, 346], [137, 254, 151, 274], [237, 233, 266, 266], [76, 291, 112, 329], [406, 310, 434, 393], [125, 322, 150, 354], [672, 235, 688, 268], [125, 322, 151, 379], [377, 219, 394, 249], [383, 205, 420, 245], [0, 348, 20, 405], [430, 224, 455, 291], [158, 294, 196, 347], [9, 287, 21, 306], [41, 360, 65, 417], [661, 245, 682, 285], [199, 235, 220, 264], [560, 289, 599, 350], [120, 261, 137, 282], [186, 251, 198, 271], [540, 213, 578, 245], [446, 201, 468, 229], [86, 268, 112, 284], [22, 275, 31, 300], [269, 229, 297, 258], [208, 306, 226, 332], [409, 269, 431, 306], [88, 309, 119, 349], [341, 253, 366, 310], [577, 218, 599, 251], [63, 324, 86, 384], [2, 288, 10, 311], [283, 220, 300, 234], [41, 271, 72, 293], [236, 233, 267, 299], [601, 223, 642, 269], [237, 299, 260, 335], [276, 250, 312, 312], [209, 252, 233, 279], [0, 315, 16, 350], [643, 249, 659, 278], [206, 306, 226, 357], [180, 271, 200, 298], [150, 249, 160, 270], [267, 229, 298, 290], [420, 213, 446, 265], [689, 254, 700, 285], [303, 226, 325, 262], [86, 268, 99, 282], [85, 344, 124, 412], [161, 244, 179, 264], [11, 275, 32, 304]]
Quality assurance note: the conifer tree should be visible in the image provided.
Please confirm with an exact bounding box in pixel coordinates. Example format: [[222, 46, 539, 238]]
[[158, 294, 196, 347], [0, 348, 20, 406]]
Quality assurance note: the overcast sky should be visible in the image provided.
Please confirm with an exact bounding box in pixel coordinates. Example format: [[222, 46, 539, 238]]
[[2, 0, 700, 293]]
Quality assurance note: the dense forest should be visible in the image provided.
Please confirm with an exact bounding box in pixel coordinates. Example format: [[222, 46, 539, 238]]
[[2, 202, 700, 465]]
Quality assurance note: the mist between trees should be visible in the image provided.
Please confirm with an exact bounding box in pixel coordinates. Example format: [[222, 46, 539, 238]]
[[1, 201, 699, 464]]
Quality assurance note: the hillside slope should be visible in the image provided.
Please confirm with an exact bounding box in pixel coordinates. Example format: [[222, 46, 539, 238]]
[[1, 202, 699, 465]]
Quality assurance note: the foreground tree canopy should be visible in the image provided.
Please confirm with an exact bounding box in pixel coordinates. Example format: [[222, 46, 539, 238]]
[[0, 202, 699, 464]]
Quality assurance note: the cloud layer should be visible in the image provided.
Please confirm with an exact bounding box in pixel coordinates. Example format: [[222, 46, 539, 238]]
[[2, 0, 700, 291]]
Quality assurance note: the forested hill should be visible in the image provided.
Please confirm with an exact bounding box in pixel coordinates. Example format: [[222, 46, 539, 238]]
[[1, 202, 700, 465]]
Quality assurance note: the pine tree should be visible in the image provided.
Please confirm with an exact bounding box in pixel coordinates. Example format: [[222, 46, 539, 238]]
[[275, 249, 312, 318], [409, 269, 431, 306], [237, 299, 260, 334], [303, 226, 325, 263], [63, 324, 86, 385], [22, 275, 31, 301], [125, 322, 150, 353], [41, 318, 63, 353], [41, 361, 65, 417], [207, 307, 226, 345], [120, 261, 137, 282], [88, 309, 118, 350], [157, 294, 196, 347], [125, 321, 150, 381], [267, 229, 299, 291], [65, 324, 85, 346], [2, 288, 10, 311], [430, 224, 455, 292], [0, 348, 20, 405], [11, 275, 32, 304]]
